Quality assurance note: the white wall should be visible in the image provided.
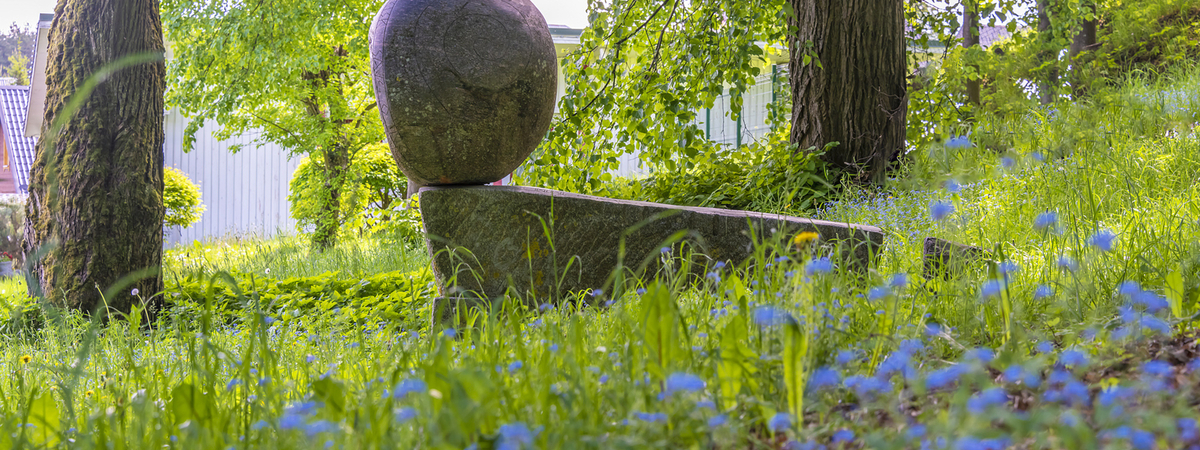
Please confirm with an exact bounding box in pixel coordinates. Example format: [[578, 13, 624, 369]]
[[162, 110, 302, 248]]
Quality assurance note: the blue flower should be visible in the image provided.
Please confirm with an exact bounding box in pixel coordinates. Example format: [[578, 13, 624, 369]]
[[707, 414, 727, 428], [925, 365, 965, 390], [767, 412, 793, 432], [945, 179, 962, 193], [508, 361, 523, 373], [634, 412, 668, 423], [946, 136, 972, 149], [844, 375, 892, 397], [930, 201, 955, 221], [806, 258, 833, 275], [753, 306, 791, 327], [964, 348, 995, 365], [1057, 256, 1079, 272], [304, 420, 336, 437], [498, 422, 535, 449], [1035, 341, 1054, 354], [1140, 315, 1172, 335], [890, 273, 908, 289], [979, 280, 1003, 299], [1089, 230, 1116, 252], [809, 367, 841, 391], [1130, 428, 1156, 450], [1000, 156, 1016, 168], [868, 286, 891, 301], [924, 323, 943, 337], [1133, 291, 1170, 314], [878, 351, 912, 378], [1142, 360, 1172, 377], [598, 374, 609, 384], [696, 399, 715, 409], [998, 261, 1019, 277], [1003, 365, 1025, 383], [1178, 418, 1198, 442], [967, 387, 1008, 414], [664, 372, 705, 395], [1032, 152, 1045, 161], [394, 379, 427, 399], [1034, 285, 1055, 300], [1059, 349, 1088, 367], [906, 424, 927, 440], [899, 339, 925, 354], [591, 288, 604, 297], [832, 429, 855, 443], [279, 413, 306, 430], [226, 378, 242, 391], [836, 350, 858, 365], [443, 328, 457, 338], [1034, 211, 1058, 231]]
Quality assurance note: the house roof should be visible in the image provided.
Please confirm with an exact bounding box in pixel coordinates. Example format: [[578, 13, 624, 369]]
[[0, 86, 36, 194]]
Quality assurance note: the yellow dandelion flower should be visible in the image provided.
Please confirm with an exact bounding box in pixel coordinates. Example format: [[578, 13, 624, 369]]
[[793, 231, 819, 247], [85, 390, 95, 398], [20, 355, 31, 364]]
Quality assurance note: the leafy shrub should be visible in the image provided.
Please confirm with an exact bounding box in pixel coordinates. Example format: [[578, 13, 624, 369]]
[[166, 267, 436, 326], [288, 143, 419, 244], [163, 167, 205, 228], [597, 131, 838, 214], [0, 195, 23, 260]]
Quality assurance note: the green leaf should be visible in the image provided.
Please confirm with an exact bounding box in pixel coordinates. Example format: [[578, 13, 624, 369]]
[[782, 321, 809, 423], [27, 392, 61, 447], [717, 315, 757, 410], [1166, 264, 1185, 318], [170, 383, 216, 427], [640, 283, 687, 382], [312, 376, 347, 414]]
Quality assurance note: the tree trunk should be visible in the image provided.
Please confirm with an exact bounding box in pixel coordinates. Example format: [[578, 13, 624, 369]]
[[963, 0, 981, 108], [786, 0, 907, 184], [1037, 0, 1059, 105], [1069, 1, 1098, 98], [24, 0, 165, 314], [311, 143, 349, 249]]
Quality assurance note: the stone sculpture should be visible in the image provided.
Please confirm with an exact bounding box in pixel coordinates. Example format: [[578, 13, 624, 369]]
[[369, 0, 558, 195], [369, 0, 885, 311]]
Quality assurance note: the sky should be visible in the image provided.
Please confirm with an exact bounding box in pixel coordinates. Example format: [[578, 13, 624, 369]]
[[0, 0, 590, 32]]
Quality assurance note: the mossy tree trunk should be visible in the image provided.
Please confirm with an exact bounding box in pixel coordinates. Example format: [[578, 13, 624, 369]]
[[786, 0, 908, 184], [23, 0, 165, 314], [302, 56, 353, 251], [1037, 0, 1060, 105], [1069, 1, 1098, 99], [963, 0, 982, 108]]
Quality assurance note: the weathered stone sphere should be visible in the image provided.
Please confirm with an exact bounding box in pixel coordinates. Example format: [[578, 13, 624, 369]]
[[369, 0, 558, 190]]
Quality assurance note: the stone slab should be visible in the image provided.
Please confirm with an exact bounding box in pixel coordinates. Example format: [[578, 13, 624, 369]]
[[420, 185, 884, 302], [922, 237, 986, 279]]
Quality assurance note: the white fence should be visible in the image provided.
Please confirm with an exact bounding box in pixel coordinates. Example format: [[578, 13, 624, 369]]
[[162, 111, 302, 248]]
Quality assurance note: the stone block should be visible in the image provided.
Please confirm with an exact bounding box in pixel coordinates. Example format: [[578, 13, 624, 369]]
[[420, 185, 884, 302]]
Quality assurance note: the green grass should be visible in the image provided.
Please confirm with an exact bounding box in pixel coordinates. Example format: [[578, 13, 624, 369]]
[[2, 69, 1200, 449]]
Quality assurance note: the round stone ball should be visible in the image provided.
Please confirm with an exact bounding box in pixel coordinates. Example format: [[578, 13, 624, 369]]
[[369, 0, 558, 189]]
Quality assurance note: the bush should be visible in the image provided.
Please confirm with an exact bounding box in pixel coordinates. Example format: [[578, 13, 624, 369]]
[[0, 195, 23, 261], [288, 143, 419, 244], [597, 130, 839, 215], [164, 167, 205, 228]]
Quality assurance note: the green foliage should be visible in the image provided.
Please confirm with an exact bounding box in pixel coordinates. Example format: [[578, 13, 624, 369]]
[[0, 23, 32, 84], [288, 143, 420, 244], [597, 131, 837, 214], [162, 0, 386, 248], [520, 0, 790, 193], [0, 195, 24, 259], [163, 167, 205, 228], [167, 268, 436, 326]]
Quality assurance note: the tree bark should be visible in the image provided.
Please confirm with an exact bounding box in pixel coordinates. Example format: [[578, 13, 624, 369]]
[[24, 0, 165, 314], [963, 0, 981, 107], [1037, 0, 1059, 105], [786, 0, 907, 184], [1069, 1, 1097, 98]]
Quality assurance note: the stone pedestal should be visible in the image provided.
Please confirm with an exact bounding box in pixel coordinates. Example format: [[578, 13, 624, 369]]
[[420, 185, 884, 302]]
